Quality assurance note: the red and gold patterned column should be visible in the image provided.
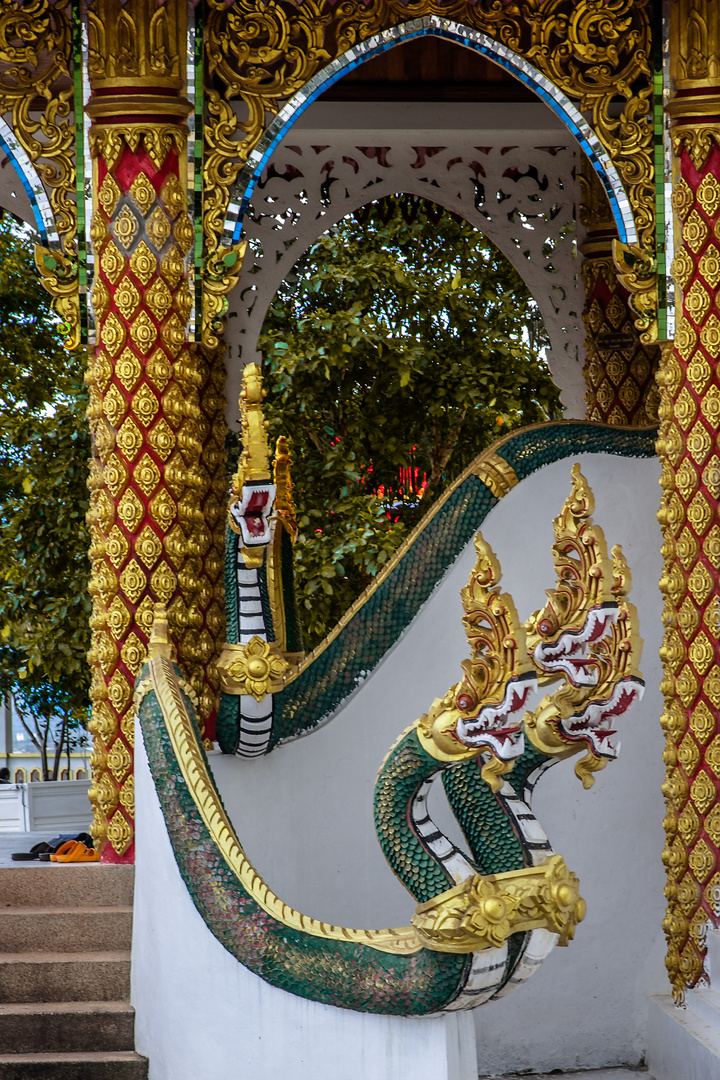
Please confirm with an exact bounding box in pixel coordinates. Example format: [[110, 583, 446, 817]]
[[659, 1, 720, 996], [580, 161, 660, 426], [84, 0, 206, 861]]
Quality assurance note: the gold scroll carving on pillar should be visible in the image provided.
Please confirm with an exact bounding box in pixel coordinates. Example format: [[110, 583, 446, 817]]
[[659, 0, 720, 1001], [193, 342, 228, 715]]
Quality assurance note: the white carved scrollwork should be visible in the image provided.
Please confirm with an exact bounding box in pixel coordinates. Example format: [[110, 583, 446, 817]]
[[226, 135, 583, 415]]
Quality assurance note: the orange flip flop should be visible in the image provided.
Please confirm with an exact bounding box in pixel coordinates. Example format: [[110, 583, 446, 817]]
[[50, 841, 81, 862], [55, 842, 100, 863]]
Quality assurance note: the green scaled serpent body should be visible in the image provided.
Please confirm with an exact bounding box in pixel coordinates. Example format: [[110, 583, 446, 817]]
[[140, 651, 560, 1014], [143, 422, 648, 1016]]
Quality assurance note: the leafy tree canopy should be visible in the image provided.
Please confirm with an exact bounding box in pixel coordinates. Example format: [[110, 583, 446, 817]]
[[0, 220, 91, 777], [256, 195, 563, 648]]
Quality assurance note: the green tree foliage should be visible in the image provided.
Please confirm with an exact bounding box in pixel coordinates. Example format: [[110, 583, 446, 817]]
[[0, 220, 91, 779], [256, 196, 563, 648]]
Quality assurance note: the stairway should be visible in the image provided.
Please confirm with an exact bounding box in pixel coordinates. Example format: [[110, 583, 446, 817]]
[[0, 864, 148, 1078]]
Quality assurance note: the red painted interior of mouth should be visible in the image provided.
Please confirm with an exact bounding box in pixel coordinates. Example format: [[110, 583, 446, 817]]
[[602, 686, 636, 720], [567, 685, 638, 740], [587, 615, 610, 642], [490, 727, 522, 746], [243, 491, 270, 536]]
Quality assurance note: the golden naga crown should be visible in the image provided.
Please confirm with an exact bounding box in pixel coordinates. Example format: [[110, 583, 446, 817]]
[[417, 533, 537, 787], [525, 462, 617, 688], [523, 472, 645, 787], [229, 362, 272, 497], [461, 535, 536, 701], [419, 465, 644, 791], [227, 363, 277, 566]]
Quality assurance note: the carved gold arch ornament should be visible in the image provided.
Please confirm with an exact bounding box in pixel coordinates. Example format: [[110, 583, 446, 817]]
[[203, 0, 656, 342], [0, 0, 656, 350], [0, 0, 78, 344]]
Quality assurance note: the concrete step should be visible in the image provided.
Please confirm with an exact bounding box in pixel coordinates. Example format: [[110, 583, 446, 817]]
[[0, 1051, 148, 1079], [0, 906, 133, 953], [0, 953, 130, 1004], [684, 983, 720, 1032], [648, 992, 720, 1080], [0, 1001, 136, 1054], [0, 867, 133, 909]]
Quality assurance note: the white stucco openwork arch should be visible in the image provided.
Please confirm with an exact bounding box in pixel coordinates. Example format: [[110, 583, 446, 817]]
[[221, 17, 637, 417], [225, 134, 584, 415]]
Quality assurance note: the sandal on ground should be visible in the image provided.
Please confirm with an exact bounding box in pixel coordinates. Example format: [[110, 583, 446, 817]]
[[13, 833, 95, 862], [49, 840, 82, 861], [38, 833, 94, 861], [53, 841, 100, 863], [11, 841, 54, 862]]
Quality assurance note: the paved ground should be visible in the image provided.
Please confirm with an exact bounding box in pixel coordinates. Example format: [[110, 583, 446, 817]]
[[491, 1071, 651, 1079], [0, 830, 70, 867]]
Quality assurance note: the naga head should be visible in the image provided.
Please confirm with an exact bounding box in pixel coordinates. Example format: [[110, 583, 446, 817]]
[[418, 533, 537, 790], [525, 532, 645, 787], [525, 464, 618, 688], [228, 364, 276, 556]]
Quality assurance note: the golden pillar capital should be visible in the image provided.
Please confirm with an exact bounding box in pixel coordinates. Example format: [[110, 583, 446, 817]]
[[86, 0, 191, 123], [667, 0, 720, 90], [666, 0, 720, 167], [87, 0, 188, 95]]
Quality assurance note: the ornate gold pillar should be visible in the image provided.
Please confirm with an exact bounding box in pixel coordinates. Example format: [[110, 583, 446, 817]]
[[194, 344, 228, 724], [580, 160, 660, 426], [84, 0, 204, 861], [659, 0, 720, 999]]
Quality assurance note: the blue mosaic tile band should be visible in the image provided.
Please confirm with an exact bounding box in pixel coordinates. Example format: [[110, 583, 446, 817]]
[[0, 115, 56, 245], [223, 17, 636, 248]]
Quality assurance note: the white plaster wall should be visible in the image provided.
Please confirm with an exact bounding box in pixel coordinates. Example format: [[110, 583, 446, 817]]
[[209, 453, 668, 1073], [132, 722, 477, 1080]]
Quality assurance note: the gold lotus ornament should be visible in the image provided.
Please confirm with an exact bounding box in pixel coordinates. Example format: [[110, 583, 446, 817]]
[[217, 636, 290, 700], [411, 855, 585, 954], [461, 878, 521, 948]]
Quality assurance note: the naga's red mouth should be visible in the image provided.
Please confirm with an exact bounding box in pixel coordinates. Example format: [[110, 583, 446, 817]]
[[455, 672, 536, 760], [534, 603, 618, 687], [230, 483, 277, 546], [560, 677, 644, 758]]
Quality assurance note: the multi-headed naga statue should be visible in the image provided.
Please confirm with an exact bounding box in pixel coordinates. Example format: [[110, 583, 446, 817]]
[[136, 365, 644, 1016]]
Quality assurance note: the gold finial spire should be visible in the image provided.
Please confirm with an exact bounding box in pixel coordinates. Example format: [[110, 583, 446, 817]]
[[230, 363, 271, 501]]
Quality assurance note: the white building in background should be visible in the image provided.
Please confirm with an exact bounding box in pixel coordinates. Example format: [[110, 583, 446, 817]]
[[1, 694, 91, 783]]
